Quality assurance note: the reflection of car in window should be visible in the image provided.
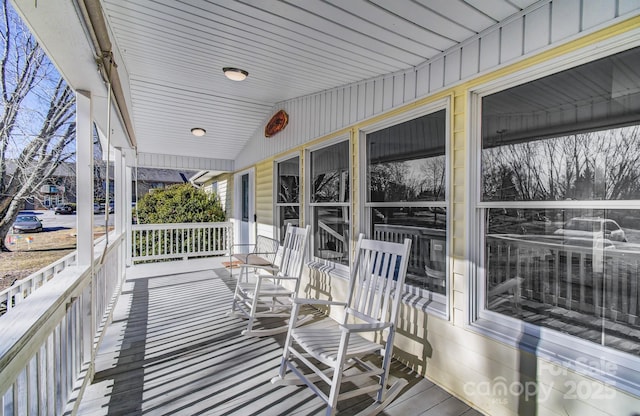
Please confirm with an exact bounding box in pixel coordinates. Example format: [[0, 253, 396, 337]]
[[554, 217, 627, 242]]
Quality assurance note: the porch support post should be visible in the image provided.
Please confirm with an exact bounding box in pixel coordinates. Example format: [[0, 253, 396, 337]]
[[76, 91, 94, 267], [114, 148, 124, 235], [125, 164, 133, 266]]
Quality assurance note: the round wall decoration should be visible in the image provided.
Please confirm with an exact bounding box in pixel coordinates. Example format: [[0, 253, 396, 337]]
[[265, 109, 289, 137]]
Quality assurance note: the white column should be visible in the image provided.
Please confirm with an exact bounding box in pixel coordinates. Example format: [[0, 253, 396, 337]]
[[114, 148, 124, 235], [76, 91, 94, 266], [125, 164, 133, 266]]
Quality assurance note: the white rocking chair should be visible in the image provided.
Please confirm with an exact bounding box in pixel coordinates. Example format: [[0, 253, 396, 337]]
[[229, 224, 311, 337], [271, 234, 412, 416]]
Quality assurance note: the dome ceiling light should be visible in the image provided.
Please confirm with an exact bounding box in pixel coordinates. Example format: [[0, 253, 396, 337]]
[[223, 67, 249, 81], [191, 127, 206, 137]]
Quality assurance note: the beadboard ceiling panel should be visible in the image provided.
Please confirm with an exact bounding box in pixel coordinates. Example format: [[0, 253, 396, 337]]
[[94, 0, 544, 163]]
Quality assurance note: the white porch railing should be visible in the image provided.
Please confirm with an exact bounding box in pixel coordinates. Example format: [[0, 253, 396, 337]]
[[0, 232, 126, 415], [131, 222, 232, 263], [0, 251, 78, 315]]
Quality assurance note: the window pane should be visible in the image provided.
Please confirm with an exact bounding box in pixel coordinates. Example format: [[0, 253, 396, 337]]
[[278, 206, 300, 243], [311, 141, 350, 203], [368, 111, 446, 202], [313, 206, 349, 265], [278, 157, 299, 203], [485, 207, 640, 354], [372, 207, 447, 293]]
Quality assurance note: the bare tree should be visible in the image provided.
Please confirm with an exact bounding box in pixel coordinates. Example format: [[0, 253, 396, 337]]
[[419, 156, 446, 200], [0, 0, 76, 251]]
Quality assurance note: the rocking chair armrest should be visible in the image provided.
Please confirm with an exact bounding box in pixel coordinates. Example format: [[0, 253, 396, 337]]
[[257, 275, 299, 281], [339, 322, 392, 333], [229, 242, 256, 253], [234, 255, 279, 270], [292, 298, 348, 307], [244, 264, 278, 272]]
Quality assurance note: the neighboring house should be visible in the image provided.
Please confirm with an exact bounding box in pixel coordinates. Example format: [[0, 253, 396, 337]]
[[190, 170, 231, 217], [130, 166, 195, 202], [3, 161, 194, 209], [4, 161, 77, 209]]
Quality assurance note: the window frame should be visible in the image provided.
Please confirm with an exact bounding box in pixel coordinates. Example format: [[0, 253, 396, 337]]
[[467, 37, 640, 397], [305, 134, 352, 273], [359, 99, 451, 318]]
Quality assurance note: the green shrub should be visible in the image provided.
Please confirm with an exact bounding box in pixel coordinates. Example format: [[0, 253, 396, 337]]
[[135, 183, 225, 224]]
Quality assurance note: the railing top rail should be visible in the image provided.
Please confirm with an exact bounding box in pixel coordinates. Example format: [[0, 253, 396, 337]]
[[132, 221, 233, 231]]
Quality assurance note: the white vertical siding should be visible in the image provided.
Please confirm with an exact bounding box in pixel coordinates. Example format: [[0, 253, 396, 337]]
[[551, 0, 581, 42], [460, 40, 480, 79], [524, 4, 551, 53], [235, 0, 640, 170], [583, 0, 617, 29], [501, 19, 524, 62]]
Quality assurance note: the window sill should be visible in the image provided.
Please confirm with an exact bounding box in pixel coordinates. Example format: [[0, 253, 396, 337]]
[[402, 285, 448, 318]]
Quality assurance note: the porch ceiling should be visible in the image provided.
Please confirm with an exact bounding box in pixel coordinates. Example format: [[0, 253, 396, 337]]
[[13, 0, 542, 167]]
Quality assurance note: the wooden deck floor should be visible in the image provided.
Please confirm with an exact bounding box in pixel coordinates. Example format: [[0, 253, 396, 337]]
[[76, 259, 484, 416]]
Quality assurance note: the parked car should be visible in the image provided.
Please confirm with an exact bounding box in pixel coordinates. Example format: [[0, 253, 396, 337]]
[[93, 203, 105, 214], [553, 217, 627, 242], [12, 215, 43, 233], [54, 204, 75, 215]]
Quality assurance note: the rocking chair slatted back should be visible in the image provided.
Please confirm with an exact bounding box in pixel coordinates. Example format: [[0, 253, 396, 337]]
[[278, 224, 308, 279], [348, 238, 408, 325]]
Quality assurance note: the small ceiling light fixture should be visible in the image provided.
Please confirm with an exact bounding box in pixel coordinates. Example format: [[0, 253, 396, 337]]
[[191, 127, 206, 137], [223, 67, 249, 81]]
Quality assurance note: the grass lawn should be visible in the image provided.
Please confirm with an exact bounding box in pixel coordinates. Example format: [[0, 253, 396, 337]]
[[0, 227, 111, 291]]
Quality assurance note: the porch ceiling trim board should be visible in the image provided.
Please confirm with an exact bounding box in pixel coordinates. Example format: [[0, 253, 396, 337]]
[[134, 152, 234, 172]]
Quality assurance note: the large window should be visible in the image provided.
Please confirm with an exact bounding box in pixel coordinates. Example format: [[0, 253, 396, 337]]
[[276, 156, 300, 243], [477, 46, 640, 356], [309, 140, 350, 265], [364, 109, 448, 296]]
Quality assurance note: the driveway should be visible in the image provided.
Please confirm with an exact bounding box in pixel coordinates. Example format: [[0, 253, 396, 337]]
[[20, 209, 114, 232]]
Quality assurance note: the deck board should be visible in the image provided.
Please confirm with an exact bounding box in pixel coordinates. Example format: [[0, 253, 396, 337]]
[[77, 260, 483, 415]]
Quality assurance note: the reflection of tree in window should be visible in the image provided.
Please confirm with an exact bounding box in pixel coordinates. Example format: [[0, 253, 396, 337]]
[[482, 127, 640, 201], [312, 170, 349, 202]]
